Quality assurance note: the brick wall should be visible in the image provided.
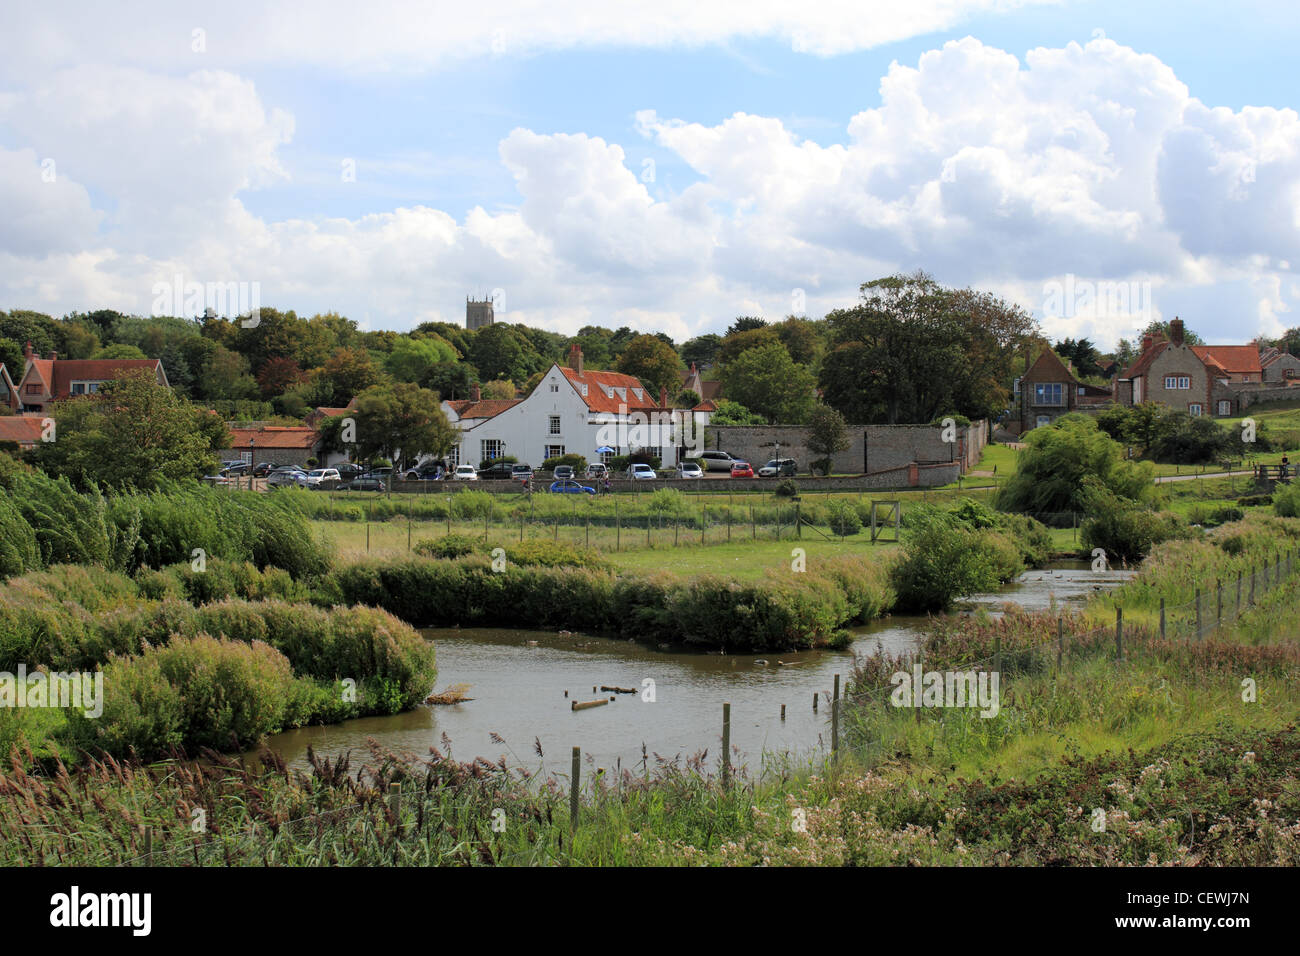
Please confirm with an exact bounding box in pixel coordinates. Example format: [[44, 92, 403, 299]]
[[704, 422, 985, 476]]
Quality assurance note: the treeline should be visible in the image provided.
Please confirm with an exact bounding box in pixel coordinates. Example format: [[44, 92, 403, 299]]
[[2, 270, 1042, 428]]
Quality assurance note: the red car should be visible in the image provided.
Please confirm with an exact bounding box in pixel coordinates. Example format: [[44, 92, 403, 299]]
[[730, 461, 754, 478]]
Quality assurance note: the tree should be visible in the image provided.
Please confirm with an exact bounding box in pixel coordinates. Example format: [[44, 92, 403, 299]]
[[995, 414, 1154, 524], [720, 342, 816, 424], [726, 316, 768, 336], [681, 334, 722, 368], [708, 400, 765, 425], [675, 389, 701, 408], [30, 369, 229, 490], [319, 347, 383, 406], [0, 338, 22, 378], [481, 379, 516, 400], [774, 317, 822, 366], [198, 345, 258, 401], [718, 326, 780, 365], [255, 357, 305, 398], [615, 334, 682, 399], [351, 382, 457, 466], [1141, 319, 1204, 347], [93, 343, 148, 360], [386, 335, 459, 384], [807, 404, 850, 474], [469, 324, 540, 382], [1054, 337, 1103, 378], [820, 272, 1035, 424]]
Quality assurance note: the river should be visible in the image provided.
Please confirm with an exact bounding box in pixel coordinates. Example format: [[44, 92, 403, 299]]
[[256, 562, 1134, 775]]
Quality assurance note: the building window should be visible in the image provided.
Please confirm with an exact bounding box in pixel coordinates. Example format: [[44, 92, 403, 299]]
[[25, 384, 41, 395], [549, 415, 561, 435], [1217, 400, 1232, 416], [71, 383, 85, 395], [1033, 383, 1063, 406], [480, 439, 504, 463], [447, 446, 459, 468], [601, 448, 617, 465], [1189, 404, 1203, 416], [545, 445, 565, 460], [550, 383, 559, 392], [1164, 376, 1190, 390]]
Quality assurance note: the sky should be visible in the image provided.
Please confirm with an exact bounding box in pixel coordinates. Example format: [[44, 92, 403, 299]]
[[1, 0, 1299, 351]]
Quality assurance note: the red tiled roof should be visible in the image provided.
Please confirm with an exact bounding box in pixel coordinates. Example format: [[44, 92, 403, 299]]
[[0, 416, 45, 446], [1121, 340, 1169, 380], [694, 400, 717, 412], [314, 407, 349, 417], [226, 426, 319, 450], [559, 366, 666, 413], [444, 399, 522, 420], [49, 359, 163, 398], [1191, 346, 1261, 375]]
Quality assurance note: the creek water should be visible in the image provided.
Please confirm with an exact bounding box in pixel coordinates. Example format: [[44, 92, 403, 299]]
[[257, 562, 1134, 775]]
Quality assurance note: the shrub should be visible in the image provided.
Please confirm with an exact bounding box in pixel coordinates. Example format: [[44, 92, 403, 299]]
[[646, 489, 689, 516], [826, 499, 862, 536], [0, 494, 38, 579], [450, 489, 497, 521], [1082, 505, 1184, 563], [505, 540, 609, 570], [891, 520, 1008, 611], [1273, 482, 1300, 518], [774, 479, 798, 498], [1237, 494, 1273, 507], [541, 454, 587, 472], [414, 533, 483, 559]]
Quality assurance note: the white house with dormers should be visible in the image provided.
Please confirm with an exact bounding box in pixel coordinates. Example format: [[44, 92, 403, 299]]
[[441, 344, 707, 469]]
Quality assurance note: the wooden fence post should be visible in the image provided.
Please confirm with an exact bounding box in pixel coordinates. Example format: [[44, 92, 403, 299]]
[[143, 825, 153, 866], [388, 782, 402, 837], [1195, 588, 1201, 641], [1159, 597, 1166, 641], [570, 747, 581, 832], [721, 703, 731, 786], [1250, 565, 1255, 606], [1237, 570, 1243, 615], [831, 675, 840, 759], [1115, 605, 1123, 660], [1057, 617, 1064, 670]]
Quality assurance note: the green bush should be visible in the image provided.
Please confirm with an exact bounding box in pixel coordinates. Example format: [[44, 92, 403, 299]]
[[414, 533, 483, 559], [826, 499, 862, 536], [450, 489, 497, 521], [890, 518, 1012, 611], [0, 494, 38, 578], [774, 479, 798, 498], [1237, 494, 1273, 507], [541, 454, 587, 472], [1273, 482, 1300, 518], [505, 540, 610, 570]]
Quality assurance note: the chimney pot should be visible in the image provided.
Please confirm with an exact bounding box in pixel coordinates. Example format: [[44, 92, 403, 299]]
[[23, 341, 32, 360], [49, 350, 57, 361], [1170, 317, 1184, 346], [470, 383, 481, 402], [569, 343, 583, 375], [660, 386, 668, 407]]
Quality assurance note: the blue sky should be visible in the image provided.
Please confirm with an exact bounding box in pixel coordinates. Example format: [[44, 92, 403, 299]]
[[2, 0, 1298, 349]]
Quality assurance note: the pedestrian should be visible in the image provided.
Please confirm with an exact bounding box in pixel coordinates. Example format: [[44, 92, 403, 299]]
[[1282, 455, 1290, 479], [603, 475, 611, 495]]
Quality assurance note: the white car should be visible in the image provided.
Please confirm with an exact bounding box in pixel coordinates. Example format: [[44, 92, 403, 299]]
[[302, 468, 340, 488], [453, 465, 479, 481], [675, 462, 703, 479], [627, 463, 657, 480]]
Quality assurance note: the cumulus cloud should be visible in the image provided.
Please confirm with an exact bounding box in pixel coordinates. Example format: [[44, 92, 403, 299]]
[[2, 31, 1299, 346]]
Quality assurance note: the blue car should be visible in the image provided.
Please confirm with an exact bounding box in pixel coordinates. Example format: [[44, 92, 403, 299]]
[[549, 479, 595, 495]]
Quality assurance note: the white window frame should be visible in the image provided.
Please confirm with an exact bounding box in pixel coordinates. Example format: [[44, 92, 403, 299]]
[[1217, 400, 1232, 416], [600, 448, 616, 464], [1033, 382, 1064, 406], [480, 439, 504, 462], [545, 445, 565, 460], [1189, 403, 1203, 417], [1164, 375, 1190, 390], [548, 415, 561, 435], [447, 446, 460, 468]]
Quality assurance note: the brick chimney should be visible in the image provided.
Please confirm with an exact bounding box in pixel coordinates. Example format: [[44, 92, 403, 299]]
[[1141, 333, 1153, 352], [49, 350, 57, 361], [1169, 317, 1184, 346], [470, 383, 481, 402], [568, 343, 583, 375], [23, 341, 32, 360], [659, 386, 668, 407]]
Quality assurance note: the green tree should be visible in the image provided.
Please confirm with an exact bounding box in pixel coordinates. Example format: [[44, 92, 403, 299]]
[[615, 334, 682, 399], [708, 400, 765, 425], [720, 342, 816, 424], [806, 404, 850, 474], [0, 338, 25, 377], [680, 334, 722, 368], [726, 316, 768, 336], [94, 343, 149, 360], [386, 335, 459, 384], [352, 382, 457, 465], [319, 347, 383, 406], [995, 414, 1154, 524], [30, 369, 228, 489]]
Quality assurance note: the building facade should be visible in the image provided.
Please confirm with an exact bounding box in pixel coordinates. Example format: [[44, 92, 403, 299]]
[[465, 297, 494, 330], [14, 343, 168, 414]]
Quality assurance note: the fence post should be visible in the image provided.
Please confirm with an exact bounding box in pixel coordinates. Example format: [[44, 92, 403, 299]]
[[812, 691, 818, 713], [1115, 605, 1123, 660], [702, 506, 706, 544], [1250, 565, 1255, 606], [570, 747, 581, 832], [994, 633, 1002, 674], [616, 500, 620, 551], [751, 506, 756, 540], [366, 523, 370, 552], [795, 502, 801, 539], [1216, 579, 1222, 628], [832, 675, 840, 759], [143, 825, 153, 866], [1237, 570, 1243, 615], [1195, 588, 1202, 640], [1056, 617, 1064, 671], [721, 703, 731, 786]]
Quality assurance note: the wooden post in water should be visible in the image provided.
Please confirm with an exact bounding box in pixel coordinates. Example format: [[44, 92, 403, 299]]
[[570, 747, 580, 832], [721, 703, 731, 787], [1115, 606, 1123, 660], [780, 704, 786, 721], [812, 691, 818, 713]]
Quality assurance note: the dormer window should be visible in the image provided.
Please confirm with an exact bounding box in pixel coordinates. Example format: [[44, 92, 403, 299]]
[[580, 384, 588, 397], [631, 388, 643, 401]]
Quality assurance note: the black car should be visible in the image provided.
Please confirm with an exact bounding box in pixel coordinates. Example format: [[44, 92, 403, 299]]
[[222, 462, 251, 477], [335, 462, 365, 481], [252, 461, 279, 478], [477, 462, 515, 481]]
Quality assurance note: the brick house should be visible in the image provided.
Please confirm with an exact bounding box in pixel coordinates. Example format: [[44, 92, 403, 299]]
[[0, 365, 18, 413], [1015, 346, 1112, 432], [219, 426, 323, 469], [0, 416, 46, 449], [14, 342, 168, 414], [1117, 318, 1250, 417], [1261, 349, 1300, 384]]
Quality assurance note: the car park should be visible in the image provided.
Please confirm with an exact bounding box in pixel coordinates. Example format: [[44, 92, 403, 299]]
[[251, 461, 280, 478], [453, 465, 478, 481], [402, 464, 444, 480], [730, 461, 755, 478], [222, 461, 251, 477], [675, 461, 703, 479], [758, 458, 798, 478], [627, 463, 657, 480], [550, 478, 595, 495], [698, 450, 738, 472]]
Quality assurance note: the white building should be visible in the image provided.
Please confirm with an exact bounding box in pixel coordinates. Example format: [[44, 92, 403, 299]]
[[441, 344, 709, 468]]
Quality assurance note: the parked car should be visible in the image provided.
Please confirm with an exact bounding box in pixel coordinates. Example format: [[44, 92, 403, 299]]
[[512, 463, 533, 480], [730, 461, 755, 478], [550, 478, 595, 495], [303, 468, 341, 488], [477, 462, 515, 481], [698, 450, 738, 472], [201, 473, 236, 486], [335, 463, 365, 481], [342, 477, 385, 492], [403, 464, 444, 481], [758, 458, 798, 478], [251, 461, 280, 478], [453, 465, 479, 481], [585, 462, 608, 480], [627, 463, 657, 480], [267, 467, 307, 489], [222, 462, 251, 477], [675, 461, 703, 479], [553, 465, 575, 480]]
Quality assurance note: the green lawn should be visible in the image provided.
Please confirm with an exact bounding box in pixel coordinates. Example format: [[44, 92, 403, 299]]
[[605, 535, 899, 580]]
